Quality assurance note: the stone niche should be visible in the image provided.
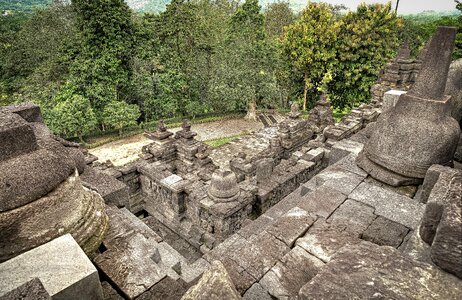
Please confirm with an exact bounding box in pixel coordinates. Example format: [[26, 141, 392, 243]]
[[0, 104, 108, 262]]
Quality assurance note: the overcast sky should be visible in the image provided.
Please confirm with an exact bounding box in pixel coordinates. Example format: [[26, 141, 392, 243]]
[[314, 0, 458, 14]]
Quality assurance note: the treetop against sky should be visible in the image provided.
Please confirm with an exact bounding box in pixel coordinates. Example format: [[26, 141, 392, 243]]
[[314, 0, 458, 14]]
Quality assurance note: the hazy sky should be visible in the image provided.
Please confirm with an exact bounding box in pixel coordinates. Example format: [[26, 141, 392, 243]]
[[314, 0, 458, 14]]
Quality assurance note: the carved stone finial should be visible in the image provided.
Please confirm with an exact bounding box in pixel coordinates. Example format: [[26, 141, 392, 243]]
[[157, 120, 167, 132], [182, 119, 191, 132], [288, 102, 302, 119]]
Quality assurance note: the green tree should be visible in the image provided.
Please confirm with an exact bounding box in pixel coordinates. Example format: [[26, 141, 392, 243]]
[[102, 101, 140, 135], [264, 1, 294, 40], [70, 0, 135, 114], [328, 3, 400, 108], [281, 2, 339, 111], [209, 0, 278, 117], [50, 91, 97, 141]]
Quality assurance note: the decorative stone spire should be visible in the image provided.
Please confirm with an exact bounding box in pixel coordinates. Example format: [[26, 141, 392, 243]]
[[145, 119, 173, 141], [356, 27, 460, 186], [207, 169, 240, 203], [411, 27, 456, 100]]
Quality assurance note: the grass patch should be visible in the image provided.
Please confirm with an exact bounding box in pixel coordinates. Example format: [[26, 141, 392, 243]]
[[204, 133, 247, 148]]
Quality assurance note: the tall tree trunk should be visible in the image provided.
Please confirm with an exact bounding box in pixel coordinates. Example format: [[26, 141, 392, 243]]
[[303, 73, 308, 111], [395, 0, 400, 13]]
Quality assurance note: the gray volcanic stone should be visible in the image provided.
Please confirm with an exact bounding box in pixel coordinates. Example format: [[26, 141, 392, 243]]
[[382, 90, 406, 112], [412, 27, 456, 100], [445, 58, 462, 122], [329, 139, 363, 165], [302, 166, 364, 196], [80, 166, 130, 208], [101, 282, 124, 300], [296, 221, 361, 263], [137, 277, 188, 300], [243, 283, 272, 300], [266, 207, 316, 247], [350, 182, 425, 229], [181, 261, 241, 300], [327, 199, 376, 238], [0, 234, 104, 300], [419, 166, 462, 278], [0, 172, 108, 262], [357, 27, 460, 185], [0, 112, 38, 162], [362, 216, 409, 248], [0, 148, 75, 212], [297, 185, 347, 219], [208, 169, 240, 202], [259, 247, 324, 299], [299, 241, 462, 300], [1, 103, 44, 123], [0, 278, 51, 300], [419, 164, 452, 204]]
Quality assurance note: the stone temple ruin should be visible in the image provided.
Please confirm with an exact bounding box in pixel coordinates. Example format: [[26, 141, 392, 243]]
[[0, 26, 461, 300]]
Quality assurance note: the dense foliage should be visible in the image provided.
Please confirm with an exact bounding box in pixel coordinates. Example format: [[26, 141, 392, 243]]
[[0, 0, 460, 139]]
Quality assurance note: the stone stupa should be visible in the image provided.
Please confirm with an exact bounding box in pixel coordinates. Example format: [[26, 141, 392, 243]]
[[357, 27, 461, 186]]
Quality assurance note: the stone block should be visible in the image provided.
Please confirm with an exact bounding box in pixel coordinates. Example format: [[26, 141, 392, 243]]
[[243, 283, 272, 300], [382, 90, 407, 112], [327, 199, 376, 238], [0, 112, 38, 162], [349, 182, 425, 229], [182, 261, 241, 300], [235, 232, 289, 280], [297, 186, 347, 219], [101, 282, 124, 300], [302, 166, 364, 196], [137, 277, 188, 300], [219, 257, 256, 295], [362, 216, 410, 248], [302, 148, 324, 162], [259, 247, 324, 299], [331, 153, 368, 178], [296, 220, 361, 263], [1, 103, 44, 123], [81, 166, 130, 208], [419, 164, 459, 204], [95, 232, 167, 299], [0, 234, 103, 300], [328, 139, 364, 165], [266, 207, 316, 247], [419, 167, 462, 278], [0, 278, 50, 300], [299, 241, 462, 300], [238, 215, 275, 239], [398, 230, 432, 264]]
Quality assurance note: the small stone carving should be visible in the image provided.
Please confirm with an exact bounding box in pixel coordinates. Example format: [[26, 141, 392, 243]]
[[208, 169, 240, 203], [308, 93, 335, 133], [288, 102, 301, 119]]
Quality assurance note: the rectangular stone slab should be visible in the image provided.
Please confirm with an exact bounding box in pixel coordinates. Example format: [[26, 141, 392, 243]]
[[299, 241, 462, 299], [0, 234, 103, 300]]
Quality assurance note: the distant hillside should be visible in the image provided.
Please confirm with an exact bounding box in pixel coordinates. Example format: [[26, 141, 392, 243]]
[[0, 0, 51, 12], [0, 0, 309, 14], [1, 0, 458, 15]]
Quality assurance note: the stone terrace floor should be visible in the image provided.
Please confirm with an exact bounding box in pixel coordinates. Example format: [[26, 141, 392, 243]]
[[202, 147, 462, 299]]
